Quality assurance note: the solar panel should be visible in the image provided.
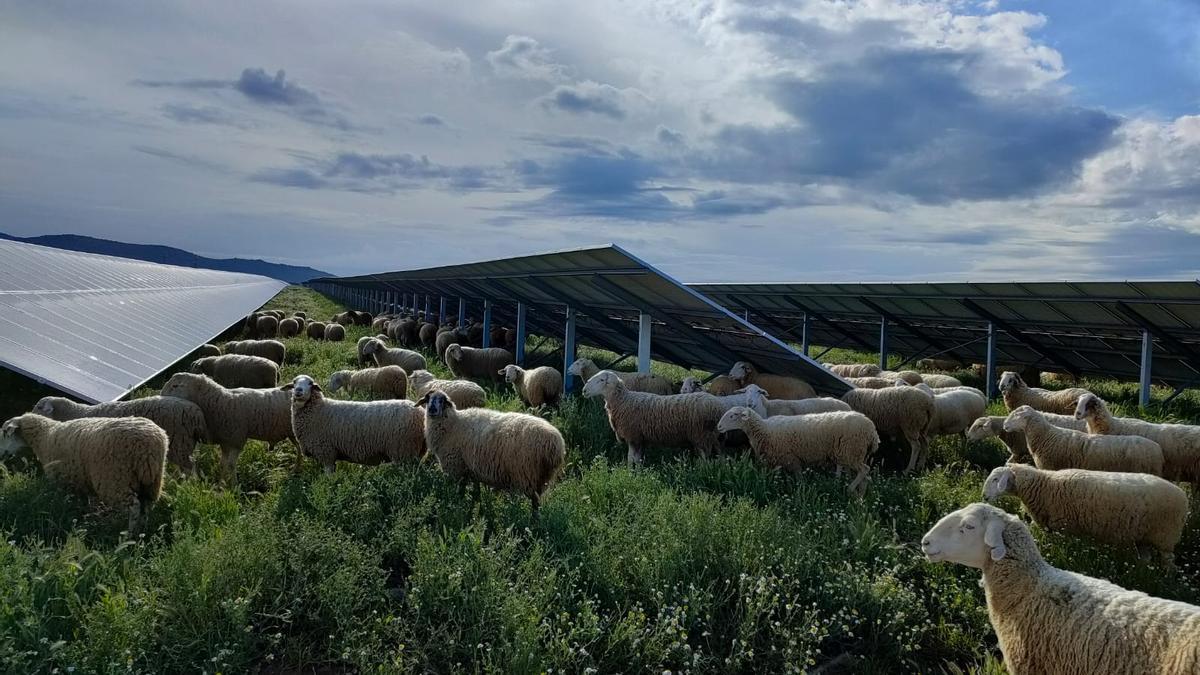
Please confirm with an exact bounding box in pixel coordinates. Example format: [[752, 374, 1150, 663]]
[[0, 239, 286, 403], [310, 244, 851, 395]]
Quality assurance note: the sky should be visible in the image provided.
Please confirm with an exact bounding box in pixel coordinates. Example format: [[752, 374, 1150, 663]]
[[1, 0, 1199, 282]]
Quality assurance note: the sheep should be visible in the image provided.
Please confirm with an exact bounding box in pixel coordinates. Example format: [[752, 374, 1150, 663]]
[[823, 363, 881, 378], [1075, 393, 1200, 486], [195, 343, 222, 359], [921, 503, 1200, 674], [397, 318, 420, 347], [267, 309, 285, 320], [1003, 405, 1164, 475], [966, 413, 1087, 463], [324, 323, 346, 342], [444, 343, 513, 383], [306, 321, 327, 340], [371, 316, 388, 333], [356, 336, 376, 366], [999, 371, 1089, 415], [982, 464, 1188, 567], [907, 383, 986, 440], [729, 361, 817, 400], [293, 311, 307, 321], [582, 370, 727, 464], [488, 326, 506, 348], [363, 337, 427, 372], [841, 386, 934, 472], [877, 370, 924, 385], [284, 375, 424, 473], [256, 315, 279, 338], [0, 414, 166, 534], [435, 327, 465, 362], [500, 365, 563, 407], [189, 354, 278, 389], [33, 395, 207, 477], [420, 388, 565, 517], [419, 322, 437, 348], [332, 311, 354, 325], [278, 318, 300, 338], [679, 377, 702, 393], [921, 373, 962, 388], [706, 375, 739, 396], [845, 376, 893, 389], [328, 366, 409, 400], [917, 358, 962, 371], [466, 322, 484, 347], [568, 358, 675, 395], [717, 406, 876, 496], [224, 339, 286, 366], [740, 385, 851, 417], [502, 327, 518, 351], [1041, 370, 1078, 385], [161, 372, 293, 483], [407, 370, 486, 409], [353, 311, 373, 326]]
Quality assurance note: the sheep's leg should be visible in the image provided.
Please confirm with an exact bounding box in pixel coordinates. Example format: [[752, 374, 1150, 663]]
[[126, 494, 142, 537], [903, 437, 921, 473], [1157, 549, 1176, 573], [530, 494, 540, 523], [626, 443, 644, 466], [848, 465, 869, 498], [220, 444, 243, 486]]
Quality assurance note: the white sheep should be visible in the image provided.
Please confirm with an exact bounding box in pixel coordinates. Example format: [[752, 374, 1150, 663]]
[[285, 375, 425, 473], [983, 464, 1188, 567], [324, 323, 346, 342], [421, 388, 565, 517], [195, 343, 222, 359], [189, 354, 278, 389], [1003, 405, 1164, 475], [845, 376, 894, 389], [406, 370, 486, 410], [0, 414, 166, 534], [161, 372, 293, 483], [1075, 393, 1200, 487], [906, 382, 986, 440], [306, 321, 327, 340], [999, 371, 1089, 415], [582, 370, 726, 464], [34, 395, 208, 477], [729, 361, 816, 399], [717, 406, 876, 496], [567, 358, 675, 395], [740, 384, 851, 417], [436, 327, 466, 361], [445, 344, 513, 382], [877, 370, 924, 385], [823, 363, 881, 378], [922, 503, 1200, 674], [966, 413, 1086, 463], [255, 314, 279, 338], [841, 386, 934, 472], [500, 365, 563, 407], [679, 376, 703, 393], [224, 339, 286, 366], [363, 337, 427, 372], [278, 317, 301, 338], [921, 373, 962, 388], [327, 366, 409, 400]]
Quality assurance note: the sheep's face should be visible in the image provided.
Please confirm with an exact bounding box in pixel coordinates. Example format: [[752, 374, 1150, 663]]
[[679, 377, 700, 394], [567, 358, 589, 377], [0, 417, 29, 456], [998, 371, 1021, 394], [33, 398, 55, 417], [423, 390, 453, 418], [717, 407, 752, 433], [285, 375, 320, 404], [965, 417, 995, 441], [1002, 406, 1036, 433], [445, 344, 463, 360], [921, 503, 1009, 568], [327, 372, 348, 393], [728, 361, 752, 383], [408, 370, 432, 388], [982, 467, 1015, 501], [499, 365, 521, 383], [581, 371, 619, 398], [188, 358, 208, 374], [1073, 394, 1101, 421]]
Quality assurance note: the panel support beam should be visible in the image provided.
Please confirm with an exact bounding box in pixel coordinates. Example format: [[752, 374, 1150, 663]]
[[778, 297, 877, 353], [482, 299, 493, 348], [801, 313, 811, 357], [563, 307, 577, 393], [1114, 302, 1200, 378], [458, 298, 466, 327], [986, 322, 999, 400], [878, 316, 889, 371], [515, 302, 528, 366], [1140, 329, 1153, 408], [439, 297, 447, 325], [637, 312, 652, 373], [959, 299, 1081, 378], [858, 297, 965, 364]]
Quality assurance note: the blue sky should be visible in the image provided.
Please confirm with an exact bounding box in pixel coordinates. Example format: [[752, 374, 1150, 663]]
[[1, 0, 1198, 281]]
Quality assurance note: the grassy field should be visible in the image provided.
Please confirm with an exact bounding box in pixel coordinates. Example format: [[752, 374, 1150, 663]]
[[1, 285, 1197, 674]]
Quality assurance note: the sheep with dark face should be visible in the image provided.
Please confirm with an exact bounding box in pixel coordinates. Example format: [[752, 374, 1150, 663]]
[[999, 371, 1090, 415]]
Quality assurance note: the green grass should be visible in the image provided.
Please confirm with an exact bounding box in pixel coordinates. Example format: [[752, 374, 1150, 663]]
[[1, 285, 1198, 673]]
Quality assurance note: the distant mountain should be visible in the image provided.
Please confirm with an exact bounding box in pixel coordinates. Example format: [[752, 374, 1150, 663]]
[[0, 232, 329, 284]]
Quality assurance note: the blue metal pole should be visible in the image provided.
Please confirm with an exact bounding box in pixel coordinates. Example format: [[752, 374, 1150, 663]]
[[515, 302, 528, 366], [481, 300, 493, 348], [1139, 329, 1153, 408], [801, 313, 811, 357], [637, 312, 652, 373], [563, 307, 577, 393], [439, 297, 447, 325], [986, 321, 998, 400], [458, 298, 466, 328]]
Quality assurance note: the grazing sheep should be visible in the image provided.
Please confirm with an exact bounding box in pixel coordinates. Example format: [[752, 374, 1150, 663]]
[[922, 503, 1200, 674], [1004, 406, 1164, 475], [717, 406, 876, 495], [256, 315, 279, 338], [1075, 393, 1200, 486], [824, 363, 881, 378], [500, 365, 564, 407], [921, 373, 962, 388], [285, 375, 424, 473], [328, 366, 408, 400], [568, 358, 675, 395], [436, 327, 466, 361], [444, 344, 513, 382], [420, 389, 565, 517], [195, 343, 222, 359], [0, 414, 166, 534], [293, 311, 307, 321], [363, 337, 427, 372], [1041, 370, 1078, 385], [306, 321, 327, 340], [356, 336, 376, 366], [189, 354, 278, 389], [983, 464, 1188, 567], [999, 371, 1089, 415], [419, 322, 437, 348], [907, 383, 986, 439], [740, 385, 851, 417], [34, 396, 207, 477], [332, 311, 354, 326], [841, 386, 934, 472], [966, 413, 1087, 463], [582, 370, 726, 464], [917, 358, 962, 371], [224, 339, 286, 366], [161, 373, 293, 483], [398, 318, 420, 347], [845, 376, 893, 389], [324, 323, 346, 342], [729, 362, 816, 400], [278, 318, 300, 338], [353, 311, 373, 326], [877, 370, 924, 385], [371, 316, 388, 333], [407, 370, 486, 409]]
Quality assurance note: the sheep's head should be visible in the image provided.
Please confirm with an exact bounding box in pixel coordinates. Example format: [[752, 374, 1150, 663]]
[[419, 389, 455, 418], [982, 466, 1016, 501], [739, 384, 769, 406], [708, 375, 737, 396], [362, 338, 384, 354], [408, 370, 433, 388], [0, 415, 32, 456], [1002, 405, 1038, 433], [728, 361, 754, 383], [282, 374, 321, 404], [33, 397, 57, 417], [1074, 393, 1102, 421], [499, 365, 522, 383], [998, 371, 1022, 394], [327, 371, 350, 393], [445, 344, 463, 360], [717, 406, 754, 433], [965, 417, 996, 441], [581, 371, 621, 398], [189, 357, 212, 374], [912, 382, 935, 397], [161, 373, 202, 400], [679, 377, 701, 394], [375, 334, 389, 343], [567, 358, 592, 377], [922, 503, 1012, 568]]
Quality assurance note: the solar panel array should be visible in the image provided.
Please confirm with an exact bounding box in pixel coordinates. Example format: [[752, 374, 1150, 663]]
[[692, 281, 1200, 390], [0, 239, 286, 403], [310, 245, 852, 395]]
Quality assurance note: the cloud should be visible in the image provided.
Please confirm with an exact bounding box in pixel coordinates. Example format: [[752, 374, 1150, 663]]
[[160, 102, 242, 126], [690, 190, 783, 216], [486, 35, 570, 81], [414, 114, 446, 126], [252, 151, 502, 192], [1072, 115, 1200, 208], [540, 80, 628, 119], [656, 126, 685, 146], [1087, 223, 1200, 277], [132, 145, 226, 172]]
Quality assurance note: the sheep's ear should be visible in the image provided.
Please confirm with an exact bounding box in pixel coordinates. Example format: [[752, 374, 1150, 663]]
[[996, 470, 1012, 493], [416, 391, 433, 407], [311, 381, 322, 392], [279, 383, 294, 391], [984, 518, 1007, 561]]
